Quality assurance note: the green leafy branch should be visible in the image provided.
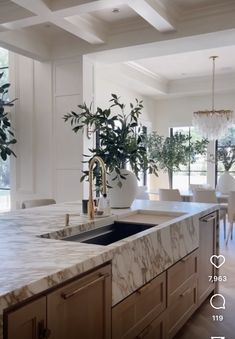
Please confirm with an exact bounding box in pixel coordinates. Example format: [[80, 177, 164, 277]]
[[0, 72, 17, 161]]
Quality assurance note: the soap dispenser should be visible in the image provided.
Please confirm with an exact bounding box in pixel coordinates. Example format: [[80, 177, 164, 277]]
[[98, 194, 111, 216]]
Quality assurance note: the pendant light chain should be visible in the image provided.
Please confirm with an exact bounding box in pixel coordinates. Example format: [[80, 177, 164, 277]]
[[211, 56, 218, 112]]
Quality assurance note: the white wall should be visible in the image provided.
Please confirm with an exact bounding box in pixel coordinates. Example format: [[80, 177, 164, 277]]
[[154, 92, 235, 135], [153, 92, 235, 188], [95, 66, 156, 125], [10, 53, 84, 208]]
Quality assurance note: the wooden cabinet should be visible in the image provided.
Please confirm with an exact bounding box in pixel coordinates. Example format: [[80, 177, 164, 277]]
[[48, 264, 111, 339], [112, 272, 166, 339], [167, 250, 198, 339], [136, 313, 166, 339], [198, 211, 218, 306], [5, 264, 111, 339], [6, 297, 46, 339], [4, 211, 219, 339]]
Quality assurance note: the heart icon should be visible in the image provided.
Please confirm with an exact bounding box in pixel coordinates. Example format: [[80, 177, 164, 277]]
[[210, 255, 225, 268]]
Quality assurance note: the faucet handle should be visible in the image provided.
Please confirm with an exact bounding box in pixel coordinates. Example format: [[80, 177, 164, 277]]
[[65, 213, 82, 226]]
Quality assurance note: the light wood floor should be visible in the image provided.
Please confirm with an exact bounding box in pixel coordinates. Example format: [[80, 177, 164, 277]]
[[175, 221, 235, 338]]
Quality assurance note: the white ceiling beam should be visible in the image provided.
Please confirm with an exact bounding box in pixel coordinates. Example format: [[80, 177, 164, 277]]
[[88, 29, 235, 64], [52, 14, 107, 44], [64, 14, 107, 44], [10, 0, 51, 16], [0, 29, 51, 61], [127, 0, 176, 32], [9, 0, 108, 44], [98, 63, 168, 94], [1, 16, 46, 30], [53, 0, 126, 17]]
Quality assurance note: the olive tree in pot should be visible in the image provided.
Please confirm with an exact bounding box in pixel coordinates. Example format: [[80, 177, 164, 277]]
[[0, 72, 17, 184], [63, 94, 158, 208], [147, 131, 208, 188]]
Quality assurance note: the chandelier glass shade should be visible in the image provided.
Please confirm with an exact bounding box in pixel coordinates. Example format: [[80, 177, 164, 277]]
[[192, 56, 233, 140]]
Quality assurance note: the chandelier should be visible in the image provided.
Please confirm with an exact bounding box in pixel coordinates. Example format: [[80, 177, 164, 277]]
[[192, 56, 233, 140]]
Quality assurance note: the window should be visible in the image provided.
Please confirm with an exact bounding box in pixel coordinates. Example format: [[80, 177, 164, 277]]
[[0, 47, 10, 212], [171, 127, 207, 191], [216, 126, 235, 185]]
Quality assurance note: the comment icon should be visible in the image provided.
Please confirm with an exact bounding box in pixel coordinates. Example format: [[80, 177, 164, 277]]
[[210, 294, 226, 310]]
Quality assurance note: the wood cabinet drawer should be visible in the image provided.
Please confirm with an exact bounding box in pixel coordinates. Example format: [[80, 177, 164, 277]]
[[167, 249, 198, 304], [167, 278, 197, 338], [136, 312, 166, 339], [47, 264, 111, 339], [112, 272, 166, 339]]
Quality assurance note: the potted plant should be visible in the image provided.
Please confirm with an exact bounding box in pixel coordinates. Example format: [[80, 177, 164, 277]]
[[147, 131, 208, 188], [0, 71, 17, 161], [63, 94, 158, 208], [216, 136, 235, 193]]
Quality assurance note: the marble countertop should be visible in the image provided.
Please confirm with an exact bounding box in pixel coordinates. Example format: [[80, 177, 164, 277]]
[[0, 199, 219, 338]]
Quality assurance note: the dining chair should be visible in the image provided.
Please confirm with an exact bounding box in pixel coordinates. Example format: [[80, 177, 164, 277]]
[[21, 199, 56, 209], [159, 189, 182, 202], [193, 189, 227, 239], [226, 191, 235, 244], [189, 184, 212, 192]]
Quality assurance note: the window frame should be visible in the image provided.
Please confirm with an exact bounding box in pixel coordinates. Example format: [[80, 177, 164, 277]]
[[170, 127, 208, 190]]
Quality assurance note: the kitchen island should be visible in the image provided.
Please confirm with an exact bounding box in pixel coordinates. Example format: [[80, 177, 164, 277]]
[[0, 199, 219, 339]]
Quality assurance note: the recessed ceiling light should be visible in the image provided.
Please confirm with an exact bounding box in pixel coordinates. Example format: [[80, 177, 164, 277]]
[[112, 8, 120, 13]]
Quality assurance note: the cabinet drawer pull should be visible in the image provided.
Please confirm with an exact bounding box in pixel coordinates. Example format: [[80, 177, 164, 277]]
[[61, 274, 109, 300], [201, 215, 216, 223], [179, 287, 191, 298], [137, 281, 152, 295]]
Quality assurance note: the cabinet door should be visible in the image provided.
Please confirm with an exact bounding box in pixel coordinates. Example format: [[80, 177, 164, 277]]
[[112, 272, 166, 339], [198, 211, 217, 305], [136, 313, 166, 339], [6, 297, 47, 339], [167, 250, 198, 338], [47, 264, 111, 339]]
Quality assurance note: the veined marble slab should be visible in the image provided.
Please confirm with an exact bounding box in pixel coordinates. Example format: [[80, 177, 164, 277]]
[[0, 200, 219, 338]]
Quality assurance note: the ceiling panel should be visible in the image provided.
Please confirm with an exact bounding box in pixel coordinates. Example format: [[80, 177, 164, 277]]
[[134, 46, 235, 80], [167, 0, 235, 11], [92, 4, 138, 23], [0, 0, 35, 24]]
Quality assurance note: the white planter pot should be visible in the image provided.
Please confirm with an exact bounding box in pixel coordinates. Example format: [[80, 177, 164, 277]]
[[217, 171, 235, 194], [108, 169, 138, 208]]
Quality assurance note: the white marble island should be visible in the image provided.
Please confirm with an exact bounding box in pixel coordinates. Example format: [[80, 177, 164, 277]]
[[0, 200, 219, 338]]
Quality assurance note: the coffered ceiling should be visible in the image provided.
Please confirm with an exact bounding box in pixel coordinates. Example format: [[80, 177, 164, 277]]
[[1, 0, 235, 99], [1, 0, 235, 51]]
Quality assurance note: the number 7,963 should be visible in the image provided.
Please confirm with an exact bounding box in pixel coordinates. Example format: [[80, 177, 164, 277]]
[[208, 275, 227, 282]]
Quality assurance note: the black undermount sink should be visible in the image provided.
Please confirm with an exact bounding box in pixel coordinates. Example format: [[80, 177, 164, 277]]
[[62, 221, 156, 246]]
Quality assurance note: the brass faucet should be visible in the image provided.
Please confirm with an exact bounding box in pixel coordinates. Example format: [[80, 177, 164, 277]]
[[88, 156, 107, 220]]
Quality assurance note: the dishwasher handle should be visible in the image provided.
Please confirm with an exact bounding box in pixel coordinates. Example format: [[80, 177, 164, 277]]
[[201, 214, 217, 223]]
